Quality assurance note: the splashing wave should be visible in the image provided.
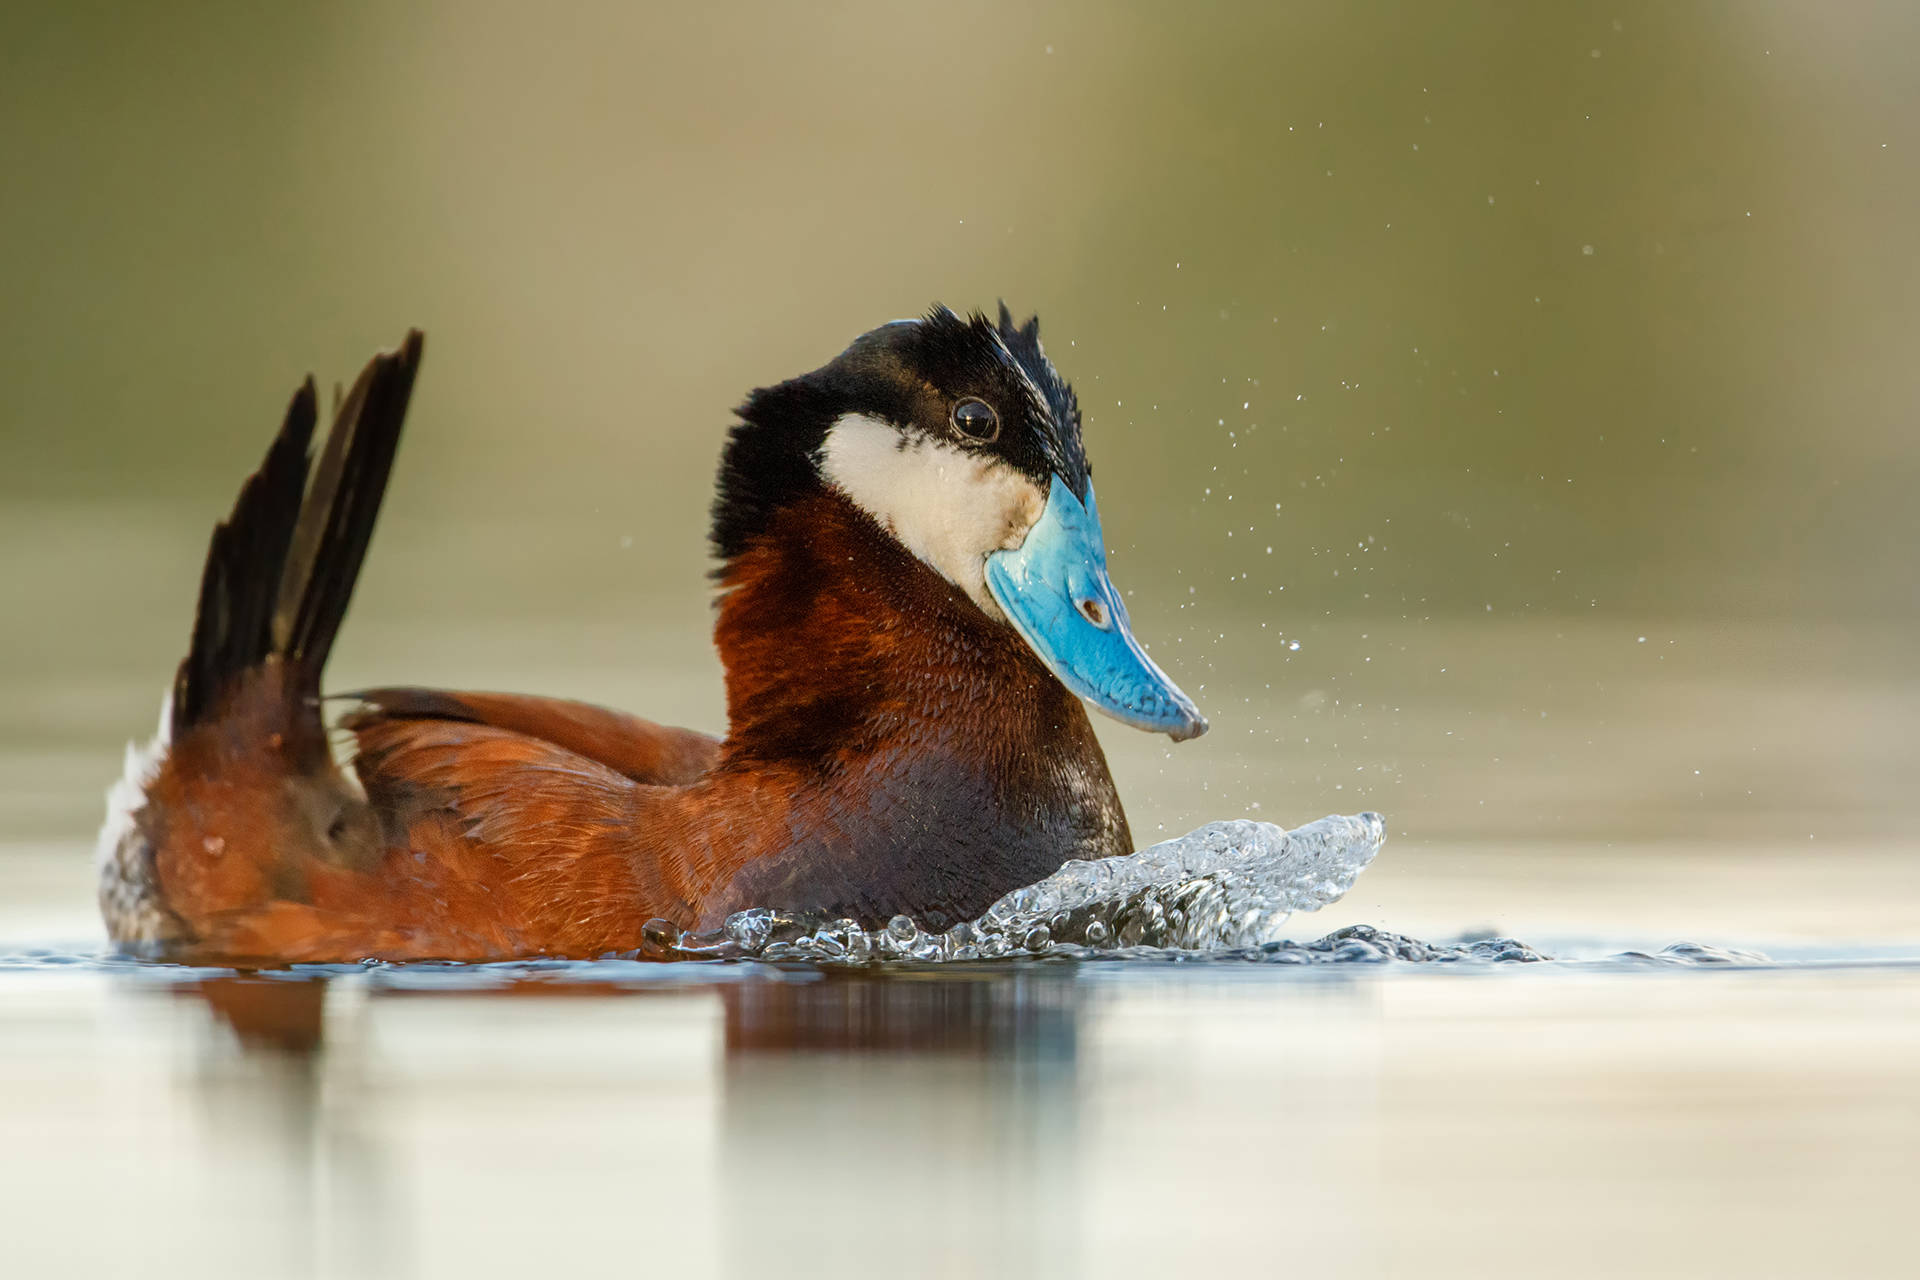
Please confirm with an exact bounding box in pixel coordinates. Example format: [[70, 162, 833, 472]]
[[666, 811, 1401, 963]]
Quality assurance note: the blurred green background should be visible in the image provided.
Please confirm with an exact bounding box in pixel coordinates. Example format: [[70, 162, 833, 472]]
[[3, 1, 1916, 907]]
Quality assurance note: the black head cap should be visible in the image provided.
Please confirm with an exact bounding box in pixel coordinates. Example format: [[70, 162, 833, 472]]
[[712, 303, 1090, 562]]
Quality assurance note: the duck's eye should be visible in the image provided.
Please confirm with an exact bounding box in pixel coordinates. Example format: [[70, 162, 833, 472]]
[[951, 398, 1000, 444]]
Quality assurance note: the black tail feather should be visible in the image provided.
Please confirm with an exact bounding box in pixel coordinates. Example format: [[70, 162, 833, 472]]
[[172, 380, 318, 734], [171, 331, 424, 737], [274, 331, 424, 677]]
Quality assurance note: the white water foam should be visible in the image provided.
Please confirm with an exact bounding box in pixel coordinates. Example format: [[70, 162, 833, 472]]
[[668, 811, 1389, 963]]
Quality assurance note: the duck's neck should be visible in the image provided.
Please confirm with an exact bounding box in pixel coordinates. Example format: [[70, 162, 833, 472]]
[[708, 490, 1131, 928], [713, 490, 1045, 758]]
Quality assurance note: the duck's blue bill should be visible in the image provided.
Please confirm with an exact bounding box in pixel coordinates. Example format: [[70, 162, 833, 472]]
[[986, 476, 1208, 741]]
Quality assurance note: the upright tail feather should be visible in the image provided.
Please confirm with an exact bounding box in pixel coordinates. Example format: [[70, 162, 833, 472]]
[[274, 333, 422, 681], [170, 331, 424, 736], [169, 379, 315, 734], [101, 330, 424, 952]]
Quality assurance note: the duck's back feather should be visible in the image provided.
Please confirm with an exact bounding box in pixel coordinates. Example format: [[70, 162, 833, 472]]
[[346, 689, 719, 786]]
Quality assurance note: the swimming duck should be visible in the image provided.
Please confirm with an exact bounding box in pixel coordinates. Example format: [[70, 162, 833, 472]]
[[98, 306, 1206, 962]]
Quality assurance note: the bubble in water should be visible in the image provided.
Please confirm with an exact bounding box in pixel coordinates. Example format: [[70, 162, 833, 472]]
[[725, 910, 773, 951]]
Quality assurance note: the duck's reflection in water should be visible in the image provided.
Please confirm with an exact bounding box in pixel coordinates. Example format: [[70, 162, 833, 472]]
[[173, 975, 400, 1279], [192, 974, 328, 1052], [718, 971, 1084, 1274], [174, 965, 1087, 1276]]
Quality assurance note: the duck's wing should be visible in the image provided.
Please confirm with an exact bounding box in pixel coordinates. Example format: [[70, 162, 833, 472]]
[[343, 689, 720, 786], [189, 718, 708, 962], [172, 692, 724, 962]]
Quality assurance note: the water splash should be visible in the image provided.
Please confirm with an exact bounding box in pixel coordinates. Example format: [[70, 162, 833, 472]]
[[1089, 924, 1550, 965], [667, 811, 1390, 963]]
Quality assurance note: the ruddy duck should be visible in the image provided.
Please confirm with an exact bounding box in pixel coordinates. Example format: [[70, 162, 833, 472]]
[[99, 307, 1205, 962]]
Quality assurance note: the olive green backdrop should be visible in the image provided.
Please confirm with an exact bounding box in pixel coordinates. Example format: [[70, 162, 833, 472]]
[[3, 1, 1916, 857]]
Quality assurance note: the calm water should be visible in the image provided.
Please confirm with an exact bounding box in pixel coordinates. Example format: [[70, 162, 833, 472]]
[[4, 940, 1918, 1278], [7, 2, 1920, 1275]]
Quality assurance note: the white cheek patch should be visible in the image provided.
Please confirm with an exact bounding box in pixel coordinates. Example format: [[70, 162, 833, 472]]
[[818, 414, 1046, 616]]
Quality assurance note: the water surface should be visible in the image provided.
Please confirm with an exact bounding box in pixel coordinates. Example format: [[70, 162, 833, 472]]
[[4, 933, 1916, 1280]]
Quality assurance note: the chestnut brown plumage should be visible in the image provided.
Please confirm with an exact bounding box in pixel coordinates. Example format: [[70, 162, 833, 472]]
[[101, 312, 1146, 963]]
